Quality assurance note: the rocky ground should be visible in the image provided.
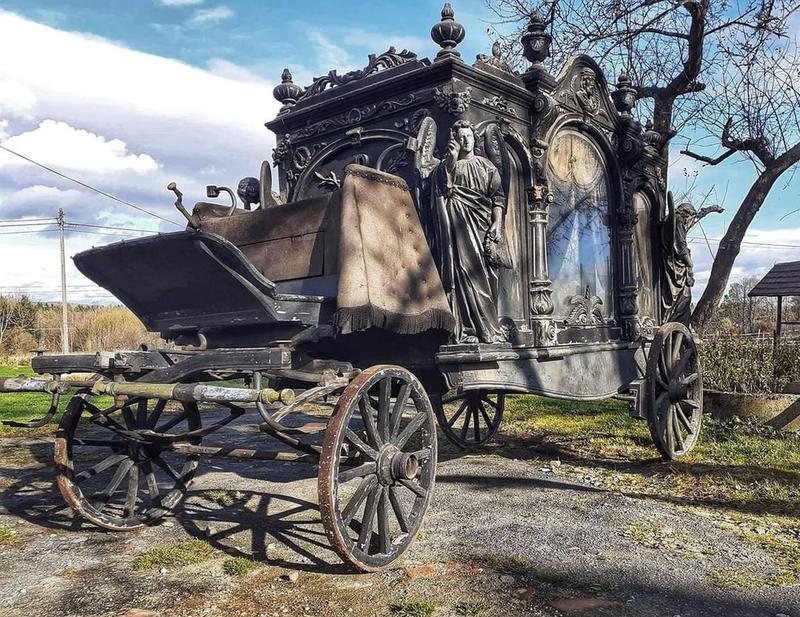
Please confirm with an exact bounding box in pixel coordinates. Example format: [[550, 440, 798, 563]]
[[0, 407, 797, 617]]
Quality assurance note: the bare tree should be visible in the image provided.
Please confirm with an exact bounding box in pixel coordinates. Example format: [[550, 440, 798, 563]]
[[487, 0, 799, 326], [684, 34, 800, 327]]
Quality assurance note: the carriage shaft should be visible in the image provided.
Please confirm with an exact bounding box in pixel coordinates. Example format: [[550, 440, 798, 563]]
[[0, 377, 85, 394], [168, 442, 318, 464], [92, 380, 295, 406]]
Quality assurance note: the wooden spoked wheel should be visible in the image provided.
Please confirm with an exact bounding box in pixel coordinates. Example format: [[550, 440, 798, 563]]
[[433, 390, 504, 449], [645, 322, 703, 460], [55, 395, 201, 530], [319, 365, 437, 571]]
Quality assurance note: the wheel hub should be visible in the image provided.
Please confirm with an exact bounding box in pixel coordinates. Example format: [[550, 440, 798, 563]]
[[376, 445, 419, 485]]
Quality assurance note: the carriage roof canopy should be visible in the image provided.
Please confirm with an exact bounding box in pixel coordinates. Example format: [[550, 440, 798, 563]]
[[748, 261, 800, 297]]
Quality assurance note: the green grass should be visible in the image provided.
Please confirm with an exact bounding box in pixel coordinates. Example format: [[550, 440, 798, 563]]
[[390, 599, 436, 617], [201, 489, 246, 507], [132, 539, 215, 571], [0, 526, 19, 546], [502, 395, 800, 518], [222, 556, 260, 576]]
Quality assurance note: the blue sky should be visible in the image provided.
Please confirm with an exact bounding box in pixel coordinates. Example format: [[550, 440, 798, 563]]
[[0, 0, 798, 304]]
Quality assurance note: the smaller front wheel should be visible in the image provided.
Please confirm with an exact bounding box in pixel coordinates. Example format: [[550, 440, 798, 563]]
[[318, 365, 437, 571], [645, 322, 703, 460], [433, 390, 504, 449]]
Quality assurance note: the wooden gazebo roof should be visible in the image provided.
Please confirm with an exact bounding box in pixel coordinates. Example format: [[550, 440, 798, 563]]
[[749, 261, 800, 297]]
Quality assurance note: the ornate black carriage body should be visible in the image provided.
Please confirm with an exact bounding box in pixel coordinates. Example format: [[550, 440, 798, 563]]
[[1, 6, 704, 571]]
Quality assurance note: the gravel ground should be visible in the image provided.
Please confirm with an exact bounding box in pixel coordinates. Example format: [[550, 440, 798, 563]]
[[0, 408, 797, 617]]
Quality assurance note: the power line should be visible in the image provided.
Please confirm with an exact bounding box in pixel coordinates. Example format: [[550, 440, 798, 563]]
[[66, 222, 161, 233], [0, 144, 182, 227]]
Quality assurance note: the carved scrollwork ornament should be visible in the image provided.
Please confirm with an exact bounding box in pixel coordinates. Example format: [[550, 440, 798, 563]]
[[532, 318, 558, 346], [481, 96, 517, 116], [565, 286, 604, 326], [272, 137, 292, 168]]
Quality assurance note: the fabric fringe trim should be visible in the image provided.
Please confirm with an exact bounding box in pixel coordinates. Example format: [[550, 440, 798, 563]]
[[334, 304, 455, 335]]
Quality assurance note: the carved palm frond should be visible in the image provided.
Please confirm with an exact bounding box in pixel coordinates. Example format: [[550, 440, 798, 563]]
[[566, 285, 604, 326]]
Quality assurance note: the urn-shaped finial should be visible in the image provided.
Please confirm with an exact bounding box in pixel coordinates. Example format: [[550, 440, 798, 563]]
[[431, 3, 465, 61], [612, 71, 637, 117], [273, 68, 303, 114], [521, 12, 551, 69]]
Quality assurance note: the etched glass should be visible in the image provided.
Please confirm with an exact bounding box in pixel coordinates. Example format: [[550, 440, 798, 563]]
[[546, 130, 613, 319]]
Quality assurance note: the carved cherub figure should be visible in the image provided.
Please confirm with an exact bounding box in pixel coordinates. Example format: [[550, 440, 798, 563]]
[[413, 118, 511, 344]]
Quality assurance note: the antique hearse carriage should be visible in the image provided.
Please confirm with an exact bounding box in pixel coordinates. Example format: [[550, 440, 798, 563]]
[[1, 6, 707, 571]]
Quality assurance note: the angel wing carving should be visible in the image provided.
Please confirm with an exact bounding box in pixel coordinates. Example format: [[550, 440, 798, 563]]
[[482, 123, 510, 197], [413, 116, 440, 179]]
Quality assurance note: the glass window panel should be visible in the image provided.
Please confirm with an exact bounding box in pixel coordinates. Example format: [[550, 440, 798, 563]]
[[546, 130, 613, 319], [632, 192, 654, 320]]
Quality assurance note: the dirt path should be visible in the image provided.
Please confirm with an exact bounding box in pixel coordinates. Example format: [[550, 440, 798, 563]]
[[0, 410, 797, 617]]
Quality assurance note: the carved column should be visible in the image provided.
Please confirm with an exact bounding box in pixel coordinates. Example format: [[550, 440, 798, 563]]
[[613, 72, 645, 340], [521, 13, 558, 346], [528, 183, 557, 346]]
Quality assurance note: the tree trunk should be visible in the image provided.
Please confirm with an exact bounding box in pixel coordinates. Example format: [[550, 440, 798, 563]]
[[691, 149, 800, 328]]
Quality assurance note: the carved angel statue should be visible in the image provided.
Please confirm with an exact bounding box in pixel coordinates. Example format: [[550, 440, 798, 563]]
[[412, 118, 511, 344], [661, 191, 724, 325]]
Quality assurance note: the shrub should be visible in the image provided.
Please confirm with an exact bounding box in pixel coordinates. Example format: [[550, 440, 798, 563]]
[[699, 336, 800, 393]]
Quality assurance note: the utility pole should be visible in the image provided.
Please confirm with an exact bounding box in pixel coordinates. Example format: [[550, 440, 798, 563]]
[[57, 208, 70, 353]]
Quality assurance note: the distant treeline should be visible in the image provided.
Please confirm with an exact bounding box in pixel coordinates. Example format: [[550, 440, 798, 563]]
[[0, 295, 161, 362]]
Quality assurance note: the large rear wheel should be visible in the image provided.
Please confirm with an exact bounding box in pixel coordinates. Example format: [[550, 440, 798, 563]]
[[318, 365, 437, 571]]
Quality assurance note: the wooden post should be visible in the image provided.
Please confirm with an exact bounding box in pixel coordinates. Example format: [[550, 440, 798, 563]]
[[57, 208, 70, 354], [773, 295, 783, 390]]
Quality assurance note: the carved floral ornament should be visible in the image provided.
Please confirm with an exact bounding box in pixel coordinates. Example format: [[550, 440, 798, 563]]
[[566, 286, 605, 326]]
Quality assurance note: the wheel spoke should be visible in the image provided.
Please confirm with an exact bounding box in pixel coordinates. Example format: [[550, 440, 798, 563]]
[[345, 429, 379, 461], [135, 400, 148, 429], [460, 406, 472, 442], [398, 478, 426, 498], [447, 399, 469, 427], [142, 461, 160, 503], [388, 485, 409, 532], [479, 403, 494, 433], [73, 438, 124, 448], [654, 391, 669, 417], [675, 405, 694, 433], [94, 459, 135, 504], [390, 384, 412, 439], [156, 410, 188, 434], [482, 395, 500, 411], [74, 454, 128, 484], [338, 462, 377, 484], [123, 466, 140, 518], [394, 412, 427, 449], [153, 456, 188, 490], [147, 400, 167, 429], [681, 372, 699, 386], [672, 331, 684, 365], [669, 350, 692, 382], [357, 485, 380, 550], [120, 404, 137, 430], [409, 448, 432, 462], [659, 354, 671, 382], [671, 407, 685, 452], [358, 398, 382, 449], [342, 476, 377, 525], [472, 405, 481, 443], [378, 487, 391, 554], [377, 378, 391, 442], [682, 398, 701, 409]]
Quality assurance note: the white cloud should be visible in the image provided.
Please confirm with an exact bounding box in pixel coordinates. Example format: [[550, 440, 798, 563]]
[[306, 29, 353, 70], [189, 5, 234, 24], [158, 0, 204, 6], [0, 79, 37, 118], [0, 120, 159, 173], [206, 58, 267, 83], [0, 10, 281, 304]]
